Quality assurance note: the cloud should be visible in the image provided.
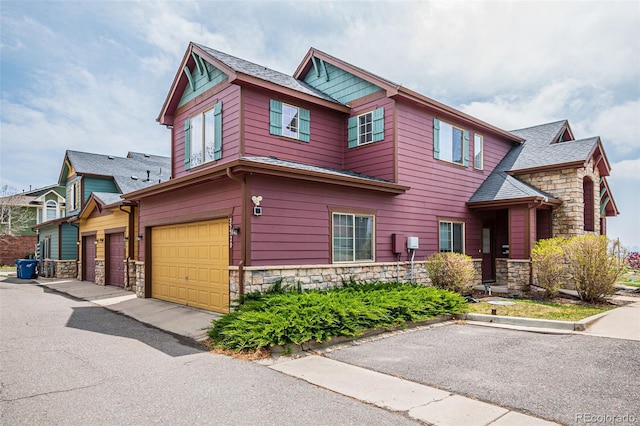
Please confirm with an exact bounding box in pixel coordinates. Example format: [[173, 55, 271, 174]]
[[580, 100, 640, 155], [608, 159, 640, 182]]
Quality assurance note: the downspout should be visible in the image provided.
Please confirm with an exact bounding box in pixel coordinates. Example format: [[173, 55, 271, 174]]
[[119, 202, 136, 290], [226, 167, 246, 300]]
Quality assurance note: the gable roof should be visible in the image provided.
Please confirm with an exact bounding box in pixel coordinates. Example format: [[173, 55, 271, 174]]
[[508, 120, 610, 175], [469, 119, 615, 207], [158, 43, 349, 125], [59, 150, 171, 194]]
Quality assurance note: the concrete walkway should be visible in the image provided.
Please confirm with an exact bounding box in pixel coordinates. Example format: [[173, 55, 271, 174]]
[[576, 298, 640, 341]]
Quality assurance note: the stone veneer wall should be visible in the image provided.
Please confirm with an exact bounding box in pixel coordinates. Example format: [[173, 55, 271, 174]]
[[41, 259, 77, 279], [94, 259, 105, 285], [125, 260, 136, 291], [495, 258, 531, 291], [135, 261, 145, 297], [135, 259, 483, 303], [517, 158, 601, 238]]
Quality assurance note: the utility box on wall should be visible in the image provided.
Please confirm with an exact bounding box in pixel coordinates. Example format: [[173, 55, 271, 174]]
[[407, 237, 419, 250], [391, 233, 405, 255]]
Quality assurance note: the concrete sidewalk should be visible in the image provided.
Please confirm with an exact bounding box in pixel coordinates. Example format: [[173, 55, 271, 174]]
[[1, 275, 220, 342], [576, 297, 640, 341]]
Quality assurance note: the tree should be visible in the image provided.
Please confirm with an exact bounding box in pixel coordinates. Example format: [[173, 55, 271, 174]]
[[0, 185, 36, 237]]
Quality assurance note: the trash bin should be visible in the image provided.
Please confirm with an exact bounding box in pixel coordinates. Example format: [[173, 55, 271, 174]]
[[15, 259, 38, 279]]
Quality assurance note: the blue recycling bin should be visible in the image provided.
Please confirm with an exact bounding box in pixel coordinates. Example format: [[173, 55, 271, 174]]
[[15, 259, 38, 279]]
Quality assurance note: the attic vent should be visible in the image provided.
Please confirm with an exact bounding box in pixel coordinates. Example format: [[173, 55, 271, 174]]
[[108, 155, 115, 160], [131, 176, 138, 180]]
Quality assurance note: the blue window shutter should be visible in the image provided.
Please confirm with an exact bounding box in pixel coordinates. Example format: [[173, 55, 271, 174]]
[[348, 116, 358, 148], [269, 99, 282, 136], [463, 130, 469, 166], [372, 107, 384, 142], [299, 107, 310, 142], [213, 101, 223, 160], [184, 118, 191, 170], [433, 118, 440, 159]]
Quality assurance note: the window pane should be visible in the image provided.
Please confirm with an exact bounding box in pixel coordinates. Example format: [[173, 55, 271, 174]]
[[452, 128, 463, 164], [474, 134, 483, 169], [46, 201, 57, 220], [203, 109, 215, 162], [332, 213, 354, 262], [439, 222, 451, 252], [190, 114, 203, 167], [439, 123, 453, 162], [282, 104, 299, 139], [358, 113, 372, 145], [452, 223, 463, 253], [354, 216, 373, 261]]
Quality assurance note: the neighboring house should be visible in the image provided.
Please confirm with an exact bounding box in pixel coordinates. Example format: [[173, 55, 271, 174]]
[[0, 185, 64, 266], [123, 42, 618, 314], [33, 151, 170, 281]]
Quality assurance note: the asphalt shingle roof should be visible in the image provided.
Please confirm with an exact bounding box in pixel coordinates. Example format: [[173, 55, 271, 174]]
[[470, 120, 599, 204], [194, 43, 343, 105], [65, 150, 171, 195]]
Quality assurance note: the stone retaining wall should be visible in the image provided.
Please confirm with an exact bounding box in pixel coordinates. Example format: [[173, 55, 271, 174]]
[[496, 258, 531, 291]]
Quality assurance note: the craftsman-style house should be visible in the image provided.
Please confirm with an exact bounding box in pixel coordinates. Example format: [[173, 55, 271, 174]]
[[33, 151, 170, 282], [123, 43, 617, 313]]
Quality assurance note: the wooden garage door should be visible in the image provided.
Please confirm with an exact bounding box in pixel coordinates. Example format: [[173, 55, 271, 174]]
[[106, 233, 125, 288], [151, 219, 229, 313], [83, 235, 96, 282]]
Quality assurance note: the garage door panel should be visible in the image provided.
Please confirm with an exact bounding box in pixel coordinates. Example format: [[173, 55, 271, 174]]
[[151, 219, 229, 313]]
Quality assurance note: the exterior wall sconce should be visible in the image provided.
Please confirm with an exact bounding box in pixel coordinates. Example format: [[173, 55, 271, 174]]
[[97, 238, 104, 244], [124, 236, 129, 242], [137, 235, 143, 241], [230, 227, 240, 236]]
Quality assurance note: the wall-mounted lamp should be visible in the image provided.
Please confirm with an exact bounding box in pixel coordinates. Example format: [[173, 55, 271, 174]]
[[230, 227, 240, 236], [252, 195, 263, 216], [137, 235, 143, 241], [124, 236, 129, 242]]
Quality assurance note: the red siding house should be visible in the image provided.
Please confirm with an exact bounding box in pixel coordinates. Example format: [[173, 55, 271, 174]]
[[124, 43, 618, 313]]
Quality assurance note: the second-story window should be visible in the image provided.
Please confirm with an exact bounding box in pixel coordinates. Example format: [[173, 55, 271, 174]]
[[348, 107, 384, 148], [474, 134, 484, 170], [434, 118, 469, 166], [269, 99, 310, 142], [67, 180, 80, 212], [45, 200, 58, 221], [184, 101, 222, 170]]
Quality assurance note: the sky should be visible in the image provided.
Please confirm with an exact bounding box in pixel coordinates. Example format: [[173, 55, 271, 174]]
[[1, 1, 639, 249]]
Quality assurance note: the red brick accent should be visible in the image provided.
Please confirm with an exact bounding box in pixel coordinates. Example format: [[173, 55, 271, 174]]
[[0, 235, 37, 266]]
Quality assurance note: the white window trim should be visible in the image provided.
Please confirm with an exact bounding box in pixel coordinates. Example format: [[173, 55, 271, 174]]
[[282, 103, 299, 140], [357, 111, 373, 146], [439, 220, 465, 254], [331, 212, 375, 263], [439, 122, 465, 165]]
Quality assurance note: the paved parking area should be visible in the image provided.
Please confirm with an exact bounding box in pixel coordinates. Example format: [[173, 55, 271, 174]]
[[325, 323, 640, 425]]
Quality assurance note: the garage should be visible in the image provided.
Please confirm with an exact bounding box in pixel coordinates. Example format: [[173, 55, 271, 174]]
[[151, 219, 229, 313]]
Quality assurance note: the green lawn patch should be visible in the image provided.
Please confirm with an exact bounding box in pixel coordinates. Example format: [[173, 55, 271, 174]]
[[207, 281, 467, 352], [466, 299, 612, 321]]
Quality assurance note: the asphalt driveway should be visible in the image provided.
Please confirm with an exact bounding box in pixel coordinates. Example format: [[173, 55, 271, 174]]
[[325, 323, 640, 425]]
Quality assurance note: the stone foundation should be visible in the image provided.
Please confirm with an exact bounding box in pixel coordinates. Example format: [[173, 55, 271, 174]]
[[495, 258, 531, 291], [94, 259, 105, 285], [41, 259, 78, 279], [125, 260, 136, 291], [134, 259, 484, 303], [135, 261, 145, 297]]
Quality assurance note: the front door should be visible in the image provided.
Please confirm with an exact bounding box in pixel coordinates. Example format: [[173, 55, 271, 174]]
[[83, 235, 96, 282], [482, 225, 495, 282]]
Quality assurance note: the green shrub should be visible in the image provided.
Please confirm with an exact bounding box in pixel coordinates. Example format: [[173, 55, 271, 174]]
[[424, 252, 476, 294], [531, 237, 567, 299], [565, 235, 626, 303], [207, 281, 467, 351]]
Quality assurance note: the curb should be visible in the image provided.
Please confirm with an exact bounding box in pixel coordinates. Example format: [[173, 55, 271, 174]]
[[455, 310, 609, 332]]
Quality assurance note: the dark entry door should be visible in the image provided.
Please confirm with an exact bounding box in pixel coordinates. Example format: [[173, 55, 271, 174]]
[[482, 226, 495, 282], [106, 233, 125, 288], [83, 235, 96, 282]]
